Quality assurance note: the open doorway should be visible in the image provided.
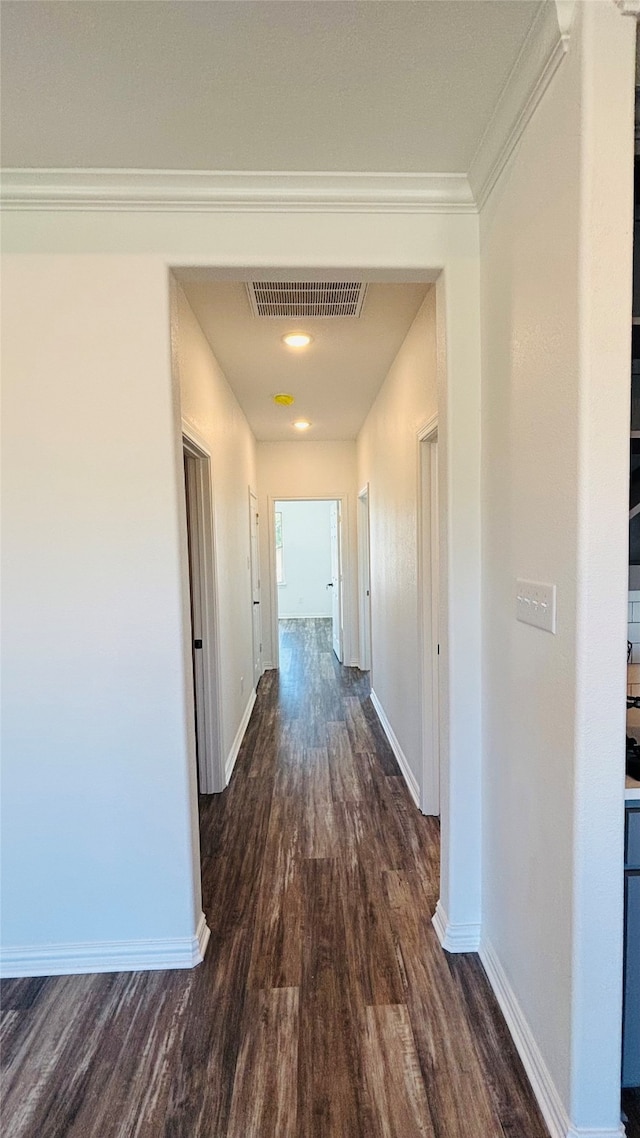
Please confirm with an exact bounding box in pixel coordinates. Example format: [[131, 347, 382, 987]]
[[273, 498, 344, 662]]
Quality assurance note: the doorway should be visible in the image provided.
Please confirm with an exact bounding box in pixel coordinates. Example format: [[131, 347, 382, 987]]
[[418, 421, 440, 816], [272, 497, 344, 664], [182, 433, 224, 794]]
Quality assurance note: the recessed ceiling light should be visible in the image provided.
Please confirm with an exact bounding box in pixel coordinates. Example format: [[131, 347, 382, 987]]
[[293, 419, 311, 431], [283, 333, 312, 349], [273, 393, 295, 406]]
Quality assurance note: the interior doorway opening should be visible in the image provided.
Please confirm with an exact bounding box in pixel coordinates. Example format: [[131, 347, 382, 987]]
[[272, 497, 344, 663]]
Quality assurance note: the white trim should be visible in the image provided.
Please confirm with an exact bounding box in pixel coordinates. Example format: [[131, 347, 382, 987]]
[[357, 484, 372, 674], [249, 486, 263, 687], [225, 688, 257, 785], [479, 937, 625, 1138], [0, 912, 211, 978], [370, 689, 420, 808], [417, 413, 439, 443], [417, 421, 441, 817], [182, 423, 225, 793], [0, 169, 475, 214], [469, 1, 571, 208], [432, 899, 481, 953]]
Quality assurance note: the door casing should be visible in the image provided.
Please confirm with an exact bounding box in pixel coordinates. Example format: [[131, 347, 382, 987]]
[[249, 487, 263, 687], [357, 484, 372, 674], [182, 426, 225, 793], [418, 417, 441, 816]]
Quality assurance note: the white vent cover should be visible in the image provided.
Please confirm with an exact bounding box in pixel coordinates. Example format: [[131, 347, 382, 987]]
[[247, 281, 367, 318]]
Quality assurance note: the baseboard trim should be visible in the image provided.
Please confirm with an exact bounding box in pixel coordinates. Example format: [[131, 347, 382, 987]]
[[479, 937, 624, 1138], [0, 911, 211, 978], [432, 899, 481, 953], [225, 688, 257, 784], [370, 689, 420, 807]]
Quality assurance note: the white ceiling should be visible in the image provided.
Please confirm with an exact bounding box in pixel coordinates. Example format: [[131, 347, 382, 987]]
[[176, 274, 430, 440], [2, 0, 541, 173]]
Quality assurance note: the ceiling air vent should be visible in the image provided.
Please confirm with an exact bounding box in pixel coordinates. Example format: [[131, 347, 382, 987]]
[[246, 281, 367, 318]]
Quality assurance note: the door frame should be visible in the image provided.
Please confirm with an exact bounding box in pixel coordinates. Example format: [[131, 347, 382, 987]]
[[418, 416, 441, 816], [182, 425, 225, 793], [267, 494, 350, 671], [357, 484, 372, 674], [248, 486, 263, 686]]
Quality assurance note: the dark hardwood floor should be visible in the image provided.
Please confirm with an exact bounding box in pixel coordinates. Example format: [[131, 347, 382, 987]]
[[1, 618, 554, 1137]]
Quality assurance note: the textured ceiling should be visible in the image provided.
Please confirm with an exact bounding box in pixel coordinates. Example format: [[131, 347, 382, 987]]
[[176, 275, 430, 441], [1, 0, 541, 173]]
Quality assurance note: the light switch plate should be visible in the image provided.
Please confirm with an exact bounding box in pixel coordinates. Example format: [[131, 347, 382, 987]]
[[516, 579, 556, 633]]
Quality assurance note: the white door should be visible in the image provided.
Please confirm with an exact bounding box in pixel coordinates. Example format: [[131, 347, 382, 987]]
[[330, 501, 343, 662], [249, 490, 262, 688]]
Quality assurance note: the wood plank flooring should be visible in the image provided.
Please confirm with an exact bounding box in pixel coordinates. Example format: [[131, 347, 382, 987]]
[[1, 618, 553, 1138]]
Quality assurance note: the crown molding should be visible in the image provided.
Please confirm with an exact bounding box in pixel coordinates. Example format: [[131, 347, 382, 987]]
[[469, 0, 572, 209], [0, 169, 476, 214]]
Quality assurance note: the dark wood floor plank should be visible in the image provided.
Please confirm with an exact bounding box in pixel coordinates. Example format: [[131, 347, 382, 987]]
[[445, 953, 550, 1138], [327, 720, 364, 802], [0, 618, 552, 1138], [363, 1004, 437, 1138], [298, 857, 373, 1138], [162, 924, 252, 1138], [226, 986, 299, 1138], [247, 794, 303, 989], [302, 746, 338, 858], [339, 860, 406, 1007], [384, 869, 503, 1138]]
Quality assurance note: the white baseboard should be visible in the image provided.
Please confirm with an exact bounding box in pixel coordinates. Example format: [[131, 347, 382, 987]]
[[225, 688, 257, 784], [0, 911, 211, 978], [479, 937, 624, 1138], [432, 899, 481, 953], [370, 689, 420, 807]]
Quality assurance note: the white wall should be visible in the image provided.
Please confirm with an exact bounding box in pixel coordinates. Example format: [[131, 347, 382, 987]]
[[480, 2, 634, 1132], [175, 282, 258, 765], [357, 290, 437, 791], [1, 257, 202, 961], [276, 499, 333, 619], [257, 442, 358, 666]]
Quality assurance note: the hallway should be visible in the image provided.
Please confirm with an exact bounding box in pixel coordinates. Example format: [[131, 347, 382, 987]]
[[1, 619, 548, 1138]]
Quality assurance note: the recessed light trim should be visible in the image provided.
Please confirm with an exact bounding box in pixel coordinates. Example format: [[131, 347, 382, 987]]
[[283, 333, 312, 349], [293, 419, 311, 431]]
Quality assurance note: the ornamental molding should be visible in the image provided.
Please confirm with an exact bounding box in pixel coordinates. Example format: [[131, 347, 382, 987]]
[[0, 169, 476, 214]]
